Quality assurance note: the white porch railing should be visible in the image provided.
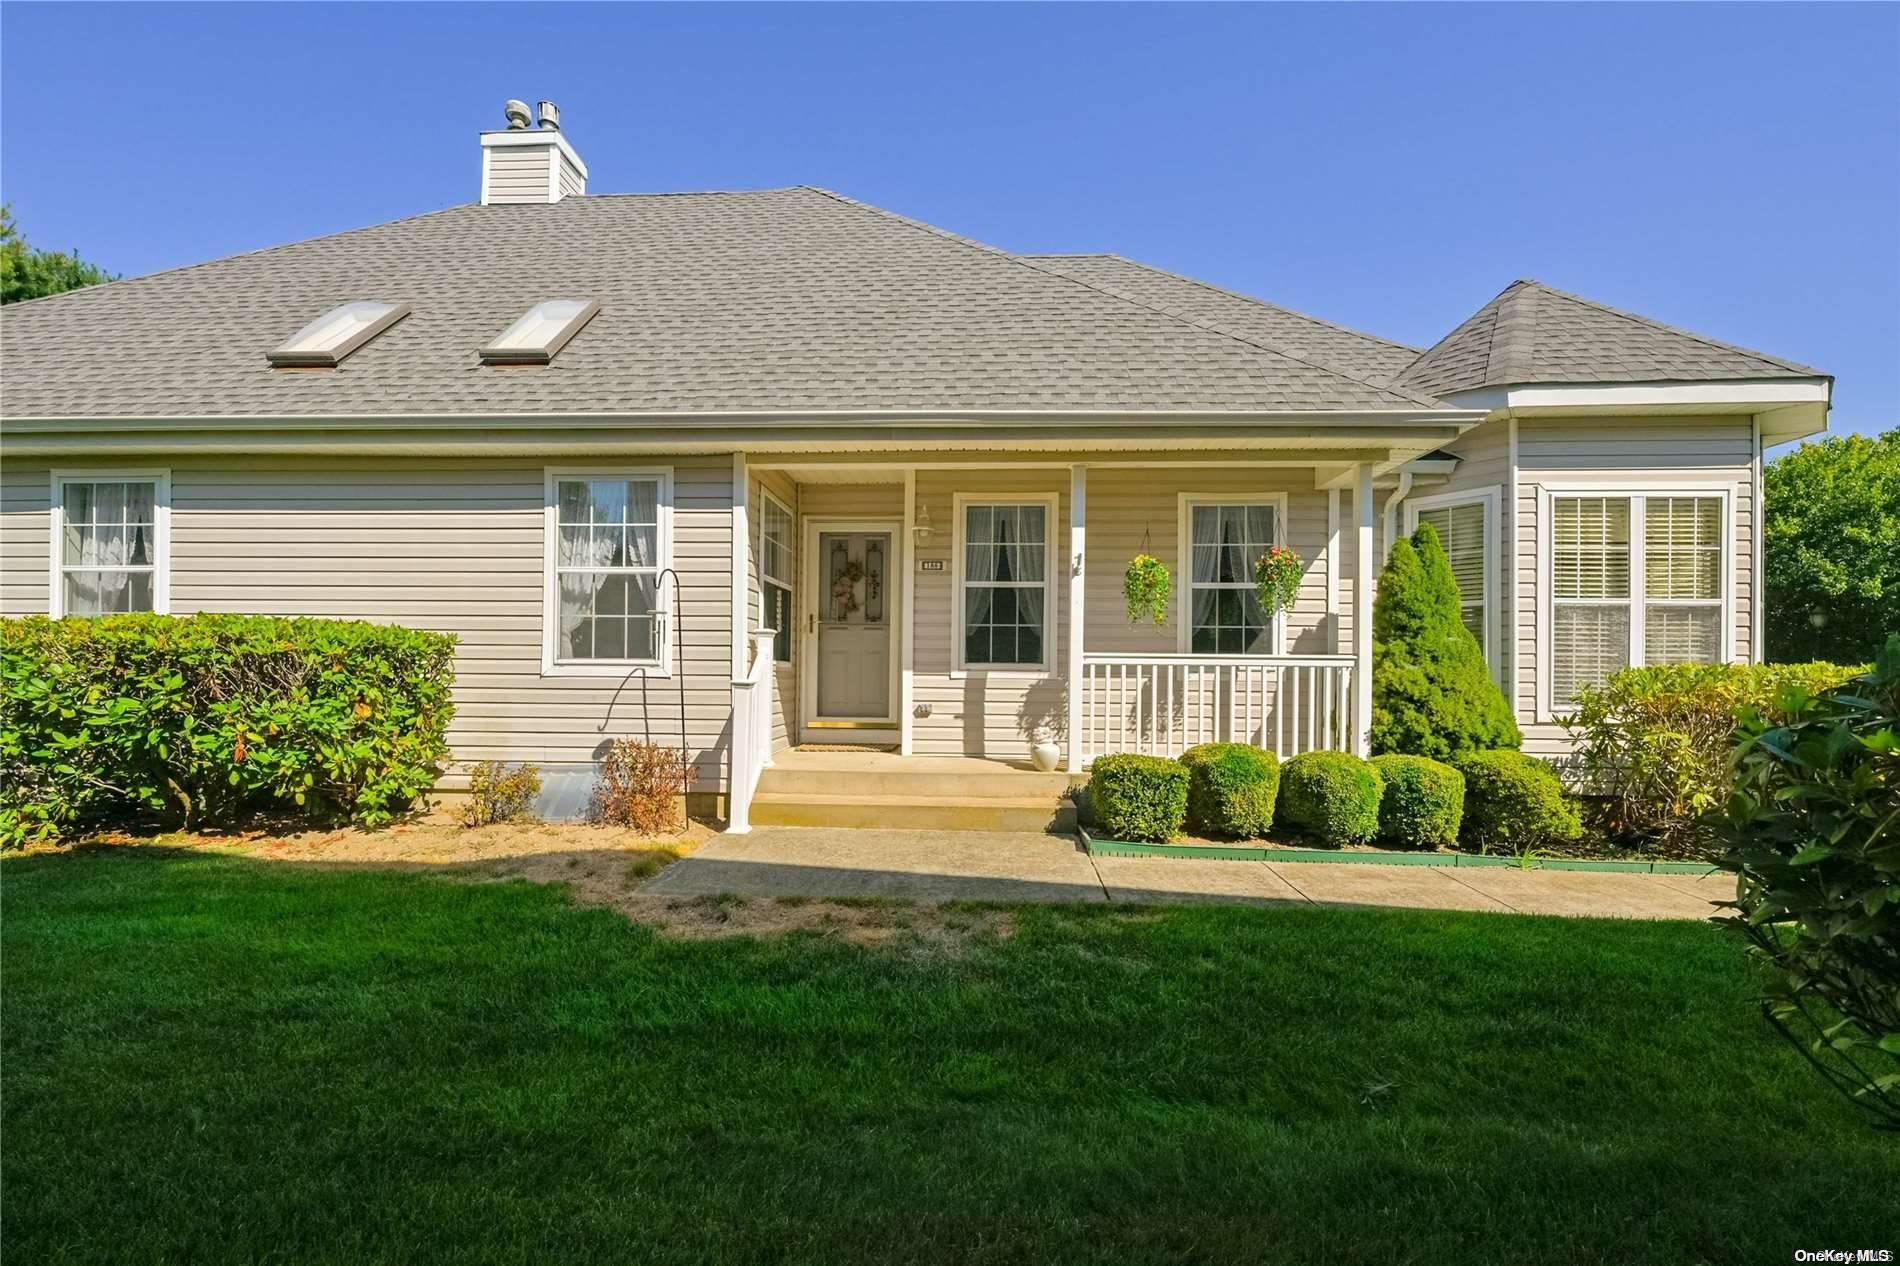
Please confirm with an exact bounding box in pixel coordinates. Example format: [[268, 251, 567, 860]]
[[727, 629, 776, 833], [1078, 653, 1358, 763]]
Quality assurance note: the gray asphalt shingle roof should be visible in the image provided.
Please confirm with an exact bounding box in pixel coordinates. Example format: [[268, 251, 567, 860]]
[[1, 192, 1826, 422], [1022, 254, 1422, 387], [0, 187, 1438, 419], [1395, 279, 1826, 396]]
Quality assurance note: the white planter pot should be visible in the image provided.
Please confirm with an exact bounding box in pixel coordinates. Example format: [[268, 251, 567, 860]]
[[1030, 740, 1061, 772]]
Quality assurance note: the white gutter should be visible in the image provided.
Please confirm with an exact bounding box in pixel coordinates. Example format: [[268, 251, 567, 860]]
[[1381, 470, 1413, 563]]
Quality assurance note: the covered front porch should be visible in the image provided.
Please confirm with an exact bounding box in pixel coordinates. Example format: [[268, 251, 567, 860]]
[[727, 427, 1479, 831]]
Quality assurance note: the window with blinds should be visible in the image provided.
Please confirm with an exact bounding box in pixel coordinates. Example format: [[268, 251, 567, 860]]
[[1644, 496, 1722, 665], [1552, 497, 1631, 705], [1415, 500, 1487, 655], [1548, 492, 1726, 708]]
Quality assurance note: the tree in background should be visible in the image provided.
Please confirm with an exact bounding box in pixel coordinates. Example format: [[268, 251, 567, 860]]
[[1370, 522, 1521, 760], [1, 205, 118, 304], [1764, 429, 1900, 664]]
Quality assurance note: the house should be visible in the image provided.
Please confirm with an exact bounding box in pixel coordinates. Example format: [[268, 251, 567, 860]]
[[0, 104, 1831, 830]]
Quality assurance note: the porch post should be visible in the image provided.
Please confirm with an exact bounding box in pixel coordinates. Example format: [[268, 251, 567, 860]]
[[730, 453, 749, 680], [901, 469, 917, 756], [1066, 464, 1087, 773], [1354, 462, 1375, 756]]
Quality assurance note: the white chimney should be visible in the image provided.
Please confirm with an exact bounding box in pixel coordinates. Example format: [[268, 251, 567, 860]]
[[480, 99, 587, 205]]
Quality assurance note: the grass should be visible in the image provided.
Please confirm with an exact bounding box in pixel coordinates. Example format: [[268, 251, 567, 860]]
[[3, 847, 1891, 1264]]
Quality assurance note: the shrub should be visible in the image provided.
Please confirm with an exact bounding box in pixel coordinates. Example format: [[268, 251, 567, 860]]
[[460, 760, 543, 828], [1087, 754, 1189, 842], [1369, 754, 1463, 849], [1370, 523, 1521, 761], [1276, 751, 1383, 846], [1453, 751, 1581, 853], [591, 739, 694, 834], [1179, 743, 1279, 838], [1716, 635, 1900, 1130], [1566, 660, 1864, 855], [0, 613, 455, 847]]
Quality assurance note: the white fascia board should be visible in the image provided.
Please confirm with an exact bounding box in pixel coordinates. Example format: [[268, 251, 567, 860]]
[[1443, 380, 1830, 413], [479, 128, 589, 179]]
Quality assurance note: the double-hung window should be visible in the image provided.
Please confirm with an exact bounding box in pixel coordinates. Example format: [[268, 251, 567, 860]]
[[1182, 498, 1282, 654], [545, 469, 671, 672], [1408, 489, 1496, 675], [1548, 489, 1729, 710], [758, 492, 794, 663], [51, 472, 169, 616], [957, 498, 1053, 671]]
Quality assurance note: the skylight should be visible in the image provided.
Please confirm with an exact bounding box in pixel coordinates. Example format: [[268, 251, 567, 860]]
[[480, 299, 600, 365], [266, 301, 410, 368]]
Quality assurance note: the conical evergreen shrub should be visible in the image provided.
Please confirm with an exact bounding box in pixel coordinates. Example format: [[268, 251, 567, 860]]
[[1369, 521, 1521, 760]]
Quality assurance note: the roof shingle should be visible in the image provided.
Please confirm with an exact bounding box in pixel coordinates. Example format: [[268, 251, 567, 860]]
[[0, 187, 1442, 419], [1396, 279, 1825, 396]]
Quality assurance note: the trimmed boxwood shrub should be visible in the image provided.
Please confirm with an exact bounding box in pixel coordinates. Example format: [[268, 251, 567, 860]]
[[0, 613, 457, 847], [1275, 751, 1383, 846], [1087, 754, 1189, 842], [1179, 743, 1279, 838], [1452, 750, 1581, 853], [1369, 754, 1463, 849]]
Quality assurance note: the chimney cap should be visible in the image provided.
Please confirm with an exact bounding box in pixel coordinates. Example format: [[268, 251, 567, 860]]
[[503, 99, 531, 130], [537, 100, 560, 131]]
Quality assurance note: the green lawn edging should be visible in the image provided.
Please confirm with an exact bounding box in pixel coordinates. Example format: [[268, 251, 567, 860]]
[[1076, 826, 1716, 874]]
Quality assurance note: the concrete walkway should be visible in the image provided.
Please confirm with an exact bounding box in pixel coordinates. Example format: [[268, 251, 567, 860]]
[[641, 827, 1731, 920]]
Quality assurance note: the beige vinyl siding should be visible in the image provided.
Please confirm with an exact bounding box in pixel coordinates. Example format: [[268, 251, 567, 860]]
[[911, 470, 1067, 758], [485, 146, 550, 203], [1430, 417, 1511, 678], [1515, 415, 1757, 758], [558, 157, 585, 200], [749, 468, 799, 753], [1, 463, 52, 614], [19, 455, 740, 789]]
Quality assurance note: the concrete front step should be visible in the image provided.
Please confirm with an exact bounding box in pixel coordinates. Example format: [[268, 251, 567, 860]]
[[750, 791, 1077, 833], [757, 765, 1077, 800]]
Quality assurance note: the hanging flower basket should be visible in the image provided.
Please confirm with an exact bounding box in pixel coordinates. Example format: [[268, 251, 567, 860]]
[[1122, 554, 1173, 626], [1253, 545, 1304, 618]]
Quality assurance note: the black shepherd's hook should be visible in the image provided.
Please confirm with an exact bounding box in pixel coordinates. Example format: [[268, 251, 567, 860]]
[[596, 567, 690, 790]]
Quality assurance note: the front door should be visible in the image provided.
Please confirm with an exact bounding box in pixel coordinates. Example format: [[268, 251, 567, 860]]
[[811, 530, 894, 726]]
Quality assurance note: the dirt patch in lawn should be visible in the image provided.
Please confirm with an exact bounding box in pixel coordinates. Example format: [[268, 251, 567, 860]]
[[71, 819, 715, 894], [607, 893, 1018, 949]]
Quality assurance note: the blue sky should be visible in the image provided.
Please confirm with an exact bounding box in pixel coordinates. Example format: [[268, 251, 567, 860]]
[[4, 2, 1894, 444]]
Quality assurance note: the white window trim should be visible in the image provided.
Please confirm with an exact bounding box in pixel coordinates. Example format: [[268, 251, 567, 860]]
[[1536, 481, 1736, 721], [757, 486, 795, 664], [1175, 492, 1292, 656], [1404, 484, 1502, 683], [48, 468, 172, 618], [541, 466, 675, 678], [951, 491, 1059, 677]]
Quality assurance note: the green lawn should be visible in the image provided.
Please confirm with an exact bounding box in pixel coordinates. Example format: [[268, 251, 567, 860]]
[[3, 847, 1891, 1264]]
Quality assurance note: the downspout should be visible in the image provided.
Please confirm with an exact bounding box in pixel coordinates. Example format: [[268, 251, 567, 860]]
[[1381, 471, 1413, 564]]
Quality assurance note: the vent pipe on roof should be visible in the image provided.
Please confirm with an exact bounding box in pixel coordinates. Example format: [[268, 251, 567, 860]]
[[480, 99, 587, 205]]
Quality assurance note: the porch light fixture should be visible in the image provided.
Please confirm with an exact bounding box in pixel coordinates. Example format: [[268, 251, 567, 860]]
[[266, 301, 410, 368], [911, 501, 934, 542], [480, 299, 600, 365]]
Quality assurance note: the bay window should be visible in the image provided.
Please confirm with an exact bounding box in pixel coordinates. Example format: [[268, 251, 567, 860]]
[[1547, 489, 1730, 711], [52, 472, 169, 617], [544, 469, 671, 673]]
